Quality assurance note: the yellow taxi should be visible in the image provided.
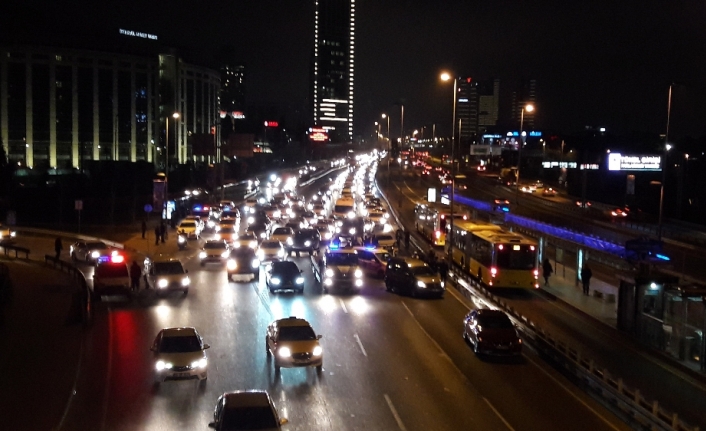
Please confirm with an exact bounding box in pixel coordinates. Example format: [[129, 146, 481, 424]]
[[215, 226, 237, 242], [0, 224, 16, 243], [265, 317, 323, 374]]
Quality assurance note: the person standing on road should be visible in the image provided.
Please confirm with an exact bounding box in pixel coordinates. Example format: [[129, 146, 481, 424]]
[[542, 258, 553, 286], [141, 220, 147, 239], [395, 229, 403, 248], [404, 230, 410, 251], [160, 221, 166, 244], [154, 226, 160, 245], [581, 264, 593, 295], [437, 259, 449, 283], [130, 261, 142, 292], [54, 237, 63, 260]]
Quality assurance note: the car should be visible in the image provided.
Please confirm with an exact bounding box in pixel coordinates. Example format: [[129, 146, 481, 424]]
[[92, 252, 131, 299], [463, 309, 522, 356], [311, 248, 362, 293], [215, 226, 238, 243], [247, 222, 270, 241], [576, 200, 592, 209], [609, 207, 629, 217], [209, 390, 287, 431], [520, 185, 534, 193], [200, 240, 231, 266], [286, 228, 321, 256], [226, 247, 260, 282], [143, 258, 190, 295], [266, 317, 323, 373], [492, 199, 511, 213], [246, 214, 272, 231], [257, 240, 286, 263], [542, 188, 557, 197], [151, 327, 209, 384], [177, 219, 202, 239], [355, 246, 392, 278], [371, 234, 396, 249], [234, 233, 259, 249], [384, 257, 445, 298], [266, 261, 305, 294], [270, 227, 294, 244], [216, 216, 239, 233], [476, 165, 487, 172], [70, 241, 113, 265], [0, 224, 16, 243]]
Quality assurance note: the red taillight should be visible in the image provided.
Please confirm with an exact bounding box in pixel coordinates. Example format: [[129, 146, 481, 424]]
[[440, 215, 445, 219], [530, 245, 535, 251], [435, 230, 441, 238], [490, 267, 497, 277], [533, 269, 538, 278], [498, 244, 504, 250], [111, 254, 125, 263]]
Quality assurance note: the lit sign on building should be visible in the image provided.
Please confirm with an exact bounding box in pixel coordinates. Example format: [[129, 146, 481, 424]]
[[607, 153, 661, 172], [119, 28, 158, 40], [507, 131, 542, 137], [580, 164, 600, 170], [458, 98, 469, 103], [264, 121, 279, 127], [542, 161, 578, 169], [309, 127, 328, 142]]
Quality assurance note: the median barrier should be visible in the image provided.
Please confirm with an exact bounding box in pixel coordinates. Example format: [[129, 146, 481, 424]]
[[0, 243, 30, 259]]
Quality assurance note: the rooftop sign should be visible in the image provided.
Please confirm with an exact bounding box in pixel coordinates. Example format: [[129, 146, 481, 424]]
[[119, 28, 158, 40]]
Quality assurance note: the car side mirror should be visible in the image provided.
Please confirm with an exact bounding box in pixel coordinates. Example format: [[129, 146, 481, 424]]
[[203, 344, 211, 350], [317, 335, 322, 340], [279, 418, 289, 425], [208, 422, 217, 429], [185, 269, 189, 273]]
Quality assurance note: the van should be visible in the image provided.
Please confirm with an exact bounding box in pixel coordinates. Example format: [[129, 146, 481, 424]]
[[354, 247, 392, 278]]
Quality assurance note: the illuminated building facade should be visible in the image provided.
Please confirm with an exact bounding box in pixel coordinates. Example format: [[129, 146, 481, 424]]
[[312, 0, 355, 143], [0, 45, 220, 170]]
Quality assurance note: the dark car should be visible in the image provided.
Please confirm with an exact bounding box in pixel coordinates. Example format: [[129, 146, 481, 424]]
[[463, 309, 522, 356], [266, 261, 305, 294], [246, 222, 270, 241], [287, 229, 321, 256], [226, 247, 260, 282], [384, 257, 445, 298], [209, 390, 287, 431], [70, 241, 113, 265]]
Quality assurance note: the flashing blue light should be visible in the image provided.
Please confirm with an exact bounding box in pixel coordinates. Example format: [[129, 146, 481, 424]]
[[656, 253, 671, 261], [329, 243, 340, 250], [501, 207, 510, 212], [365, 245, 376, 251], [97, 255, 110, 263], [194, 206, 202, 211]]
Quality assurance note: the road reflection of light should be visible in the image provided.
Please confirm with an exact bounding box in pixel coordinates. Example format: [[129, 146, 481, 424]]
[[154, 304, 171, 326], [348, 296, 370, 315], [291, 297, 306, 319], [221, 283, 235, 307], [270, 296, 284, 319], [318, 295, 338, 314]]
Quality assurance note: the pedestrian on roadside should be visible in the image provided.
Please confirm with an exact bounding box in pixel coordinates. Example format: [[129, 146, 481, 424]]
[[404, 230, 410, 251], [395, 229, 403, 248], [581, 264, 593, 295], [154, 226, 160, 245], [141, 220, 147, 239], [542, 258, 553, 286], [437, 259, 449, 283], [130, 260, 141, 292], [160, 221, 166, 244], [54, 237, 63, 260]]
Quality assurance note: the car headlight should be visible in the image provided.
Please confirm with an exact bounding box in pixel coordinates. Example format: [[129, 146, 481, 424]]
[[91, 251, 100, 259], [349, 228, 356, 235], [274, 211, 281, 218], [417, 280, 427, 288], [304, 240, 311, 247], [324, 232, 332, 240], [182, 277, 190, 286], [249, 241, 258, 249], [286, 237, 293, 245], [277, 249, 284, 257], [199, 251, 207, 259], [251, 259, 260, 268], [247, 216, 254, 224], [227, 260, 237, 270], [191, 358, 208, 369], [257, 250, 265, 260], [157, 279, 168, 288], [440, 281, 445, 288], [313, 346, 323, 356], [347, 211, 356, 219], [296, 277, 305, 284], [221, 251, 230, 258], [325, 268, 334, 277], [271, 277, 281, 285], [278, 347, 291, 358], [384, 213, 390, 219], [155, 360, 172, 371], [260, 232, 266, 238], [355, 269, 363, 278], [208, 220, 215, 228], [215, 226, 221, 232], [214, 234, 221, 240]]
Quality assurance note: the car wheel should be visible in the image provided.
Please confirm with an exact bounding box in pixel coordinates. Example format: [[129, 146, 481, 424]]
[[182, 288, 188, 296], [227, 274, 232, 282], [316, 364, 323, 374], [265, 340, 270, 356], [274, 365, 280, 373], [71, 252, 77, 262]]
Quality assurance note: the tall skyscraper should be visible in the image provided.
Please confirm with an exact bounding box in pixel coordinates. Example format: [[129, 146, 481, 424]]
[[455, 77, 500, 145], [220, 64, 246, 113], [511, 79, 537, 130], [312, 0, 355, 143]]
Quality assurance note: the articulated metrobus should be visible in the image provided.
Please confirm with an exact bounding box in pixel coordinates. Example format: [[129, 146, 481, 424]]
[[448, 222, 539, 289], [414, 202, 467, 246]]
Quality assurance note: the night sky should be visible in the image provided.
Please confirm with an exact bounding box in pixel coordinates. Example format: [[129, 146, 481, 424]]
[[4, 0, 706, 140]]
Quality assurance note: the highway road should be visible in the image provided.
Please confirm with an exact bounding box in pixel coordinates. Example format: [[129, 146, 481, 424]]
[[6, 164, 633, 430]]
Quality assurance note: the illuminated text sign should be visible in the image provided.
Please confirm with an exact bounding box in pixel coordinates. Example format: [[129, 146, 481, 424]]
[[264, 121, 279, 127], [119, 28, 158, 40], [607, 153, 661, 172]]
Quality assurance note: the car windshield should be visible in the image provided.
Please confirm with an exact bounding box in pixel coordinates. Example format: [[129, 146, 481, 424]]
[[95, 264, 128, 278], [295, 230, 318, 239], [272, 262, 299, 276], [221, 406, 278, 430], [477, 315, 514, 329], [180, 221, 196, 228], [231, 248, 255, 258], [205, 242, 227, 250], [272, 228, 291, 235], [153, 262, 185, 274], [159, 335, 202, 353], [87, 242, 108, 250], [278, 325, 317, 341], [326, 253, 358, 265], [261, 241, 280, 248], [410, 265, 435, 276], [248, 223, 266, 232]]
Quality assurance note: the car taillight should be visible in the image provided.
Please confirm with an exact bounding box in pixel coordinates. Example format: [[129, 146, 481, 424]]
[[490, 267, 498, 277], [533, 269, 538, 279]]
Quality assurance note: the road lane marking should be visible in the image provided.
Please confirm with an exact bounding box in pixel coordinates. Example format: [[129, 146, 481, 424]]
[[353, 333, 367, 357], [401, 302, 454, 364], [57, 328, 86, 430], [523, 354, 622, 431], [384, 394, 408, 431], [339, 298, 348, 313], [483, 397, 516, 431]]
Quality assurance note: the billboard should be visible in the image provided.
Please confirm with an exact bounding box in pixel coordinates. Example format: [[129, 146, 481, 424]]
[[223, 133, 254, 158], [607, 153, 661, 171]]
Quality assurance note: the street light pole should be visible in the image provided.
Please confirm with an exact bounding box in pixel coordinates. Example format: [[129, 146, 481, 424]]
[[657, 84, 673, 241], [515, 104, 534, 204], [441, 72, 458, 264], [165, 112, 179, 221]]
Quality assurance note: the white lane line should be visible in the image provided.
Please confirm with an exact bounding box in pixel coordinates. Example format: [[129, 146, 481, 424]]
[[401, 302, 454, 364], [523, 355, 622, 431], [339, 298, 348, 314], [100, 311, 114, 431], [483, 397, 516, 431], [353, 333, 367, 357], [384, 394, 408, 431]]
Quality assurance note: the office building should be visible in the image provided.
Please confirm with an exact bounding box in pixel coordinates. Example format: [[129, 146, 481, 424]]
[[312, 0, 355, 143], [454, 77, 500, 145], [511, 79, 537, 130], [220, 64, 245, 114]]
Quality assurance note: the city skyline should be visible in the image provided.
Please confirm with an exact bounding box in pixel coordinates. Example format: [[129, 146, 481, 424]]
[[2, 0, 705, 141]]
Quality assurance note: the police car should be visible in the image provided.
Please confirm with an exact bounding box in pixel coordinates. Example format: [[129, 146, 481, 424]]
[[92, 251, 131, 300]]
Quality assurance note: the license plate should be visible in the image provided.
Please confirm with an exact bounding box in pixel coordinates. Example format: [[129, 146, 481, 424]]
[[174, 372, 191, 377]]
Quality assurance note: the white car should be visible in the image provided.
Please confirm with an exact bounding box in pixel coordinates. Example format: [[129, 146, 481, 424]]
[[151, 327, 209, 384], [270, 227, 294, 244], [373, 234, 396, 249], [199, 240, 231, 266], [143, 258, 190, 296], [257, 240, 286, 263]]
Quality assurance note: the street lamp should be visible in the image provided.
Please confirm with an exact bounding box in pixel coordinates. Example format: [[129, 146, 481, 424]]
[[657, 84, 674, 241], [165, 112, 179, 220], [515, 103, 534, 204], [381, 113, 390, 145], [441, 71, 458, 264]]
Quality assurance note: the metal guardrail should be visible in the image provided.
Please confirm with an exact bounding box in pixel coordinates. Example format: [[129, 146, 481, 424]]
[[0, 243, 30, 258], [44, 255, 92, 326], [377, 166, 698, 431]]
